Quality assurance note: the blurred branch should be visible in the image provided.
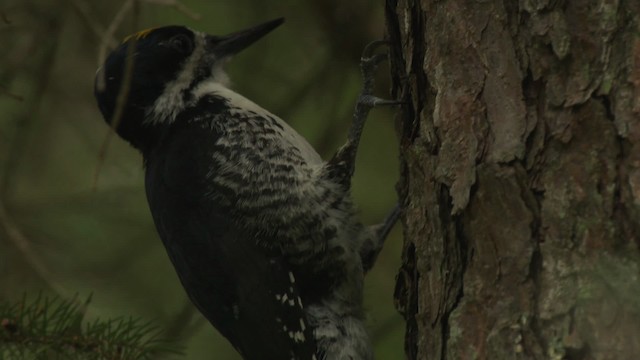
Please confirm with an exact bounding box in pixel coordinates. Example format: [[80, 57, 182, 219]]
[[0, 10, 10, 25], [93, 0, 140, 190], [63, 0, 118, 48], [0, 85, 23, 102], [0, 20, 62, 296], [96, 0, 136, 91], [1, 23, 60, 196], [0, 203, 67, 296], [96, 0, 201, 91], [93, 0, 200, 188]]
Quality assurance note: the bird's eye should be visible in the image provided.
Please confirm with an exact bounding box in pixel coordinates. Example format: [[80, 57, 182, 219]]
[[167, 34, 194, 54]]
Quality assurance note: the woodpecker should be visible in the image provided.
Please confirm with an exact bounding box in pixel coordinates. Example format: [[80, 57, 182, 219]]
[[94, 18, 399, 360]]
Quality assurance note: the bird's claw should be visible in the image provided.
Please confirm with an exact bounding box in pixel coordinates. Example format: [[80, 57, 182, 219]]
[[361, 40, 390, 59], [357, 95, 403, 109], [358, 40, 395, 103]]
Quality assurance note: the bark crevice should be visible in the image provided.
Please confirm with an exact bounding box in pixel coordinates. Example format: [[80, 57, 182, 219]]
[[388, 1, 640, 358]]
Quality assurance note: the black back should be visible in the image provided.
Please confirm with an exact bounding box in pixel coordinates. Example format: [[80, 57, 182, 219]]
[[143, 104, 317, 359]]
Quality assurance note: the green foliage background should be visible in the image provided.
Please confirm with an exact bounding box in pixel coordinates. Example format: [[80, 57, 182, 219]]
[[0, 0, 402, 358]]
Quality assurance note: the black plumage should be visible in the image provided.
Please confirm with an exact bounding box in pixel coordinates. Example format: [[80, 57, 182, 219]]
[[94, 18, 396, 360], [144, 104, 316, 359]]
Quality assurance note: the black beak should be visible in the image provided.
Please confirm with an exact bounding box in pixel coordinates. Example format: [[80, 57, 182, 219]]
[[210, 18, 284, 57]]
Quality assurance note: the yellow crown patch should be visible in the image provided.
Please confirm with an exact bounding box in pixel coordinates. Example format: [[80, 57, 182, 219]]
[[122, 28, 157, 43]]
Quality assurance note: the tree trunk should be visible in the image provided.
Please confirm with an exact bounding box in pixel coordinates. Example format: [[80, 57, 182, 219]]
[[386, 1, 640, 359]]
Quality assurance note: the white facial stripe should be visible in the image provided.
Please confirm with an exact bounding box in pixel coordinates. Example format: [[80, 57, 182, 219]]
[[146, 31, 229, 125]]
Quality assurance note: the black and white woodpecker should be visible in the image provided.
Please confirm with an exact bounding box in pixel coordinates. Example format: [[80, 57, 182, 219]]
[[94, 18, 399, 360]]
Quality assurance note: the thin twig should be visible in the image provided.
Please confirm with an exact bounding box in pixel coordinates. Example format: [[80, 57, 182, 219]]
[[63, 0, 118, 48], [1, 28, 60, 197], [0, 10, 11, 25], [92, 0, 200, 187], [96, 0, 135, 92], [0, 85, 24, 101], [0, 20, 63, 299], [0, 202, 67, 296], [93, 0, 140, 190]]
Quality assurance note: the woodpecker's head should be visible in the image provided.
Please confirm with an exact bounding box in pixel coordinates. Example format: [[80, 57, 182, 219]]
[[94, 18, 283, 150]]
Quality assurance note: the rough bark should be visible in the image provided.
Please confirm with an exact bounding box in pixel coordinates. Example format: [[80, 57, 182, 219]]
[[387, 1, 640, 359]]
